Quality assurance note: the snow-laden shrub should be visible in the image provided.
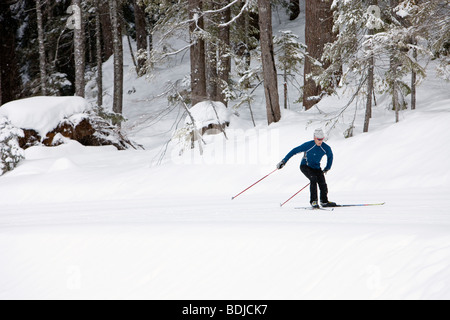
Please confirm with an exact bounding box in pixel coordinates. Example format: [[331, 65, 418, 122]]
[[437, 57, 450, 81], [0, 117, 24, 175], [87, 106, 143, 150], [173, 101, 231, 153]]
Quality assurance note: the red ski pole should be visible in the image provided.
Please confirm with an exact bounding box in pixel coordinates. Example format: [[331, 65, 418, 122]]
[[280, 183, 310, 207], [232, 168, 278, 200]]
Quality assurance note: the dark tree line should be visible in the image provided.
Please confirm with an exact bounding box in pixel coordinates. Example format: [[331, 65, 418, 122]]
[[0, 0, 122, 102], [1, 0, 297, 125], [1, 0, 447, 130]]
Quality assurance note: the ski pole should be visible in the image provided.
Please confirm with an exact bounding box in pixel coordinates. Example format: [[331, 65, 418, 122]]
[[232, 168, 278, 200], [280, 183, 310, 207]]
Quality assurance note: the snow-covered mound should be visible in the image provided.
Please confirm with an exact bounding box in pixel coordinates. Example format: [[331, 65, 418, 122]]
[[0, 96, 91, 138], [185, 101, 231, 128], [0, 96, 141, 150]]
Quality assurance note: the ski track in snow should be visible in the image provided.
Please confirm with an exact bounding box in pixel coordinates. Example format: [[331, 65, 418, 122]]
[[1, 189, 450, 299]]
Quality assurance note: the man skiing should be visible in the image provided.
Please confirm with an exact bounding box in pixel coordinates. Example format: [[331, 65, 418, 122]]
[[277, 129, 336, 209]]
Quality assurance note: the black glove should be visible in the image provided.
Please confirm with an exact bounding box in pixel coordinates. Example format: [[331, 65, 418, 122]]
[[277, 160, 286, 169], [323, 169, 329, 175]]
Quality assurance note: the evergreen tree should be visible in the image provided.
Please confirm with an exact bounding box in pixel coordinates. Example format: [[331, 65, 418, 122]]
[[321, 0, 430, 133], [274, 30, 306, 109], [411, 0, 450, 81], [0, 117, 24, 176], [232, 1, 259, 90], [203, 0, 232, 105]]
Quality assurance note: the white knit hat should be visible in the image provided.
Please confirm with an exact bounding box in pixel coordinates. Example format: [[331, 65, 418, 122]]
[[314, 129, 325, 139]]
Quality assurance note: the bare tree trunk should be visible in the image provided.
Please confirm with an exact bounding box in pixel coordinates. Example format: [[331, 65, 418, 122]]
[[364, 0, 379, 132], [206, 40, 218, 101], [86, 18, 93, 65], [99, 0, 113, 59], [303, 0, 334, 110], [204, 0, 230, 104], [0, 65, 2, 106], [109, 0, 123, 114], [72, 0, 85, 97], [189, 0, 207, 106], [411, 39, 417, 110], [283, 68, 288, 109], [205, 1, 218, 101], [394, 81, 399, 122], [390, 0, 401, 122], [94, 0, 103, 107], [258, 0, 281, 125], [218, 0, 231, 106], [391, 56, 400, 123], [126, 32, 138, 72], [235, 3, 251, 89], [364, 23, 375, 133], [36, 0, 47, 95], [134, 0, 148, 77], [364, 54, 374, 133]]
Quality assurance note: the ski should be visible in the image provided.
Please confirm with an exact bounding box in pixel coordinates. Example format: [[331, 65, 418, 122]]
[[333, 202, 386, 207], [294, 202, 385, 211], [295, 206, 334, 211]]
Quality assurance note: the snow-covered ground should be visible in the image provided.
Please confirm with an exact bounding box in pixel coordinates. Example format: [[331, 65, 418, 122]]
[[1, 6, 450, 300]]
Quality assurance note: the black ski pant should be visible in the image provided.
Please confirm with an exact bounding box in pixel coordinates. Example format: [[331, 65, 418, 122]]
[[300, 165, 328, 204]]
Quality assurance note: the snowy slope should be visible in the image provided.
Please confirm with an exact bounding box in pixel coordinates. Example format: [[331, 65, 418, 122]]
[[1, 6, 450, 300]]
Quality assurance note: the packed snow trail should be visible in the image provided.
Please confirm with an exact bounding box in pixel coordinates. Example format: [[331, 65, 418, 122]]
[[1, 99, 450, 299], [1, 186, 450, 299]]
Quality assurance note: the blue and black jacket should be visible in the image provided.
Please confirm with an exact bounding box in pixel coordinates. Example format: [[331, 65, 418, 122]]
[[282, 140, 333, 171]]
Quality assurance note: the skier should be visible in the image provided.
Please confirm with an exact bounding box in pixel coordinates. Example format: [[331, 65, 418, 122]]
[[277, 129, 336, 209]]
